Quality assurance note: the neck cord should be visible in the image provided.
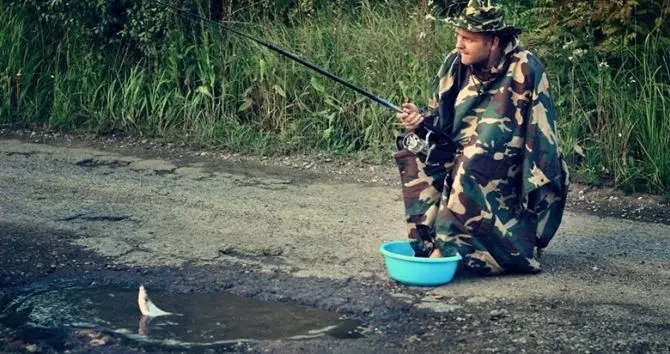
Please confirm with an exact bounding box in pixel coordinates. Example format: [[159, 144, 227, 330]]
[[471, 43, 499, 96]]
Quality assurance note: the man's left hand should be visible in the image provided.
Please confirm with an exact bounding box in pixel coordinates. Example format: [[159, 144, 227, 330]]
[[397, 102, 424, 132]]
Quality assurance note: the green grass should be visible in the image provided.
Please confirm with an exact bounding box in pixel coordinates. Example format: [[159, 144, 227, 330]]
[[2, 4, 449, 156], [554, 32, 670, 192], [2, 2, 670, 193], [0, 8, 48, 123]]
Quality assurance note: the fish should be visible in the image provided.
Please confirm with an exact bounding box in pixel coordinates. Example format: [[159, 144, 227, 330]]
[[137, 285, 174, 317]]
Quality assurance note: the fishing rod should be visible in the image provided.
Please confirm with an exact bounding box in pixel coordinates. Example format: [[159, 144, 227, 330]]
[[155, 0, 404, 113]]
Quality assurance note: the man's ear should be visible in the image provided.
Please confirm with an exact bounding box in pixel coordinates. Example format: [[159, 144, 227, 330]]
[[491, 36, 501, 50]]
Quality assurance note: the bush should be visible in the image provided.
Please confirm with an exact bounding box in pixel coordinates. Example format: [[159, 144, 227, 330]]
[[514, 0, 669, 60]]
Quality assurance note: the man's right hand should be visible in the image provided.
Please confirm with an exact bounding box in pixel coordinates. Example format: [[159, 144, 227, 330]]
[[396, 102, 424, 132]]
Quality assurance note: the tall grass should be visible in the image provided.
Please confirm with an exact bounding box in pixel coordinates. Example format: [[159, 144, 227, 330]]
[[556, 32, 670, 192], [3, 4, 448, 156], [0, 7, 48, 124], [3, 3, 670, 193]]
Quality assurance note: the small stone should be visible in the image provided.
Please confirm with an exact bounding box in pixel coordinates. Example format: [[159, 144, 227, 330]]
[[415, 302, 462, 313], [358, 271, 374, 279], [489, 309, 508, 320], [262, 247, 283, 256], [89, 336, 111, 347], [219, 245, 235, 255], [406, 335, 421, 343], [466, 296, 489, 304]]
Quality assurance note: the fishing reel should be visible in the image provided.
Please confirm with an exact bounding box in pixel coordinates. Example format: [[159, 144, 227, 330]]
[[396, 108, 459, 165], [396, 108, 440, 155], [400, 131, 430, 155]]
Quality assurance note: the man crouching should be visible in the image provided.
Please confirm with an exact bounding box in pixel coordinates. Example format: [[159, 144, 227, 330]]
[[395, 0, 569, 275]]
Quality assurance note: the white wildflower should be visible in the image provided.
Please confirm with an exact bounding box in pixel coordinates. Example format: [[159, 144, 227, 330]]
[[572, 49, 587, 57], [419, 31, 427, 40], [598, 61, 609, 69], [425, 14, 436, 21]]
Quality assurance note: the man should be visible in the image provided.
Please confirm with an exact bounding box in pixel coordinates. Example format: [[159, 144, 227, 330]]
[[395, 0, 569, 275]]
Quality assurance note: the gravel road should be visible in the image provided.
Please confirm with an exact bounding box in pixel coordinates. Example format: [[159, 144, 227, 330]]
[[1, 134, 669, 353]]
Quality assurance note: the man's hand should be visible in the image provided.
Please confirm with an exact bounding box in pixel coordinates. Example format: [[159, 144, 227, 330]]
[[396, 102, 424, 132]]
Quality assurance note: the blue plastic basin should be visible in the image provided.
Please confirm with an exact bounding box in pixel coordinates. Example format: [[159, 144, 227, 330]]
[[379, 240, 462, 286]]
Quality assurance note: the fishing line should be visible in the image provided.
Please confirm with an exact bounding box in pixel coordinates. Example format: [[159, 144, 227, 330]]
[[155, 0, 404, 113]]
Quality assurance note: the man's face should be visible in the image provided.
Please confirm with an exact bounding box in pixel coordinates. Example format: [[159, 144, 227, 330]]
[[455, 29, 493, 66]]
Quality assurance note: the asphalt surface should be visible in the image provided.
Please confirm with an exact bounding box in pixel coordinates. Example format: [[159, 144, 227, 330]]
[[1, 137, 669, 353]]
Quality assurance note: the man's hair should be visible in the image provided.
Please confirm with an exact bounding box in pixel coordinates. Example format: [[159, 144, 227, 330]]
[[485, 31, 516, 50]]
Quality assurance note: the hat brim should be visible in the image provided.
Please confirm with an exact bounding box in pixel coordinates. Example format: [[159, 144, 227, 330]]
[[443, 17, 523, 36]]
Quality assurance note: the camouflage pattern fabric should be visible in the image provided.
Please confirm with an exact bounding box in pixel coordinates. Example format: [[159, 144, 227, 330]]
[[443, 0, 522, 36], [395, 38, 569, 275]]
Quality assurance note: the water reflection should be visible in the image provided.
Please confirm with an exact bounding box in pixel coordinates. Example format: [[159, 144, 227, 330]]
[[0, 285, 363, 348]]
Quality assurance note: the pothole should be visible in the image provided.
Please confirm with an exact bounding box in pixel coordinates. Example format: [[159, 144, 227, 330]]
[[75, 157, 135, 168], [0, 284, 364, 350]]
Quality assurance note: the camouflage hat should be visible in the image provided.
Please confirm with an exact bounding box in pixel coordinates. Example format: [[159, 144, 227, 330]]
[[444, 0, 522, 35]]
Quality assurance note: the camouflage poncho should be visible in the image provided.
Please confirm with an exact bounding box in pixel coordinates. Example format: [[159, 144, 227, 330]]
[[395, 38, 569, 274]]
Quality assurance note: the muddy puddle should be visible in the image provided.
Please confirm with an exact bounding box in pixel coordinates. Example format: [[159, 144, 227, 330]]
[[0, 284, 363, 350]]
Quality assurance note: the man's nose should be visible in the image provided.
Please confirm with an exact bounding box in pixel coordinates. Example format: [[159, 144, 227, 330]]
[[455, 38, 464, 49]]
